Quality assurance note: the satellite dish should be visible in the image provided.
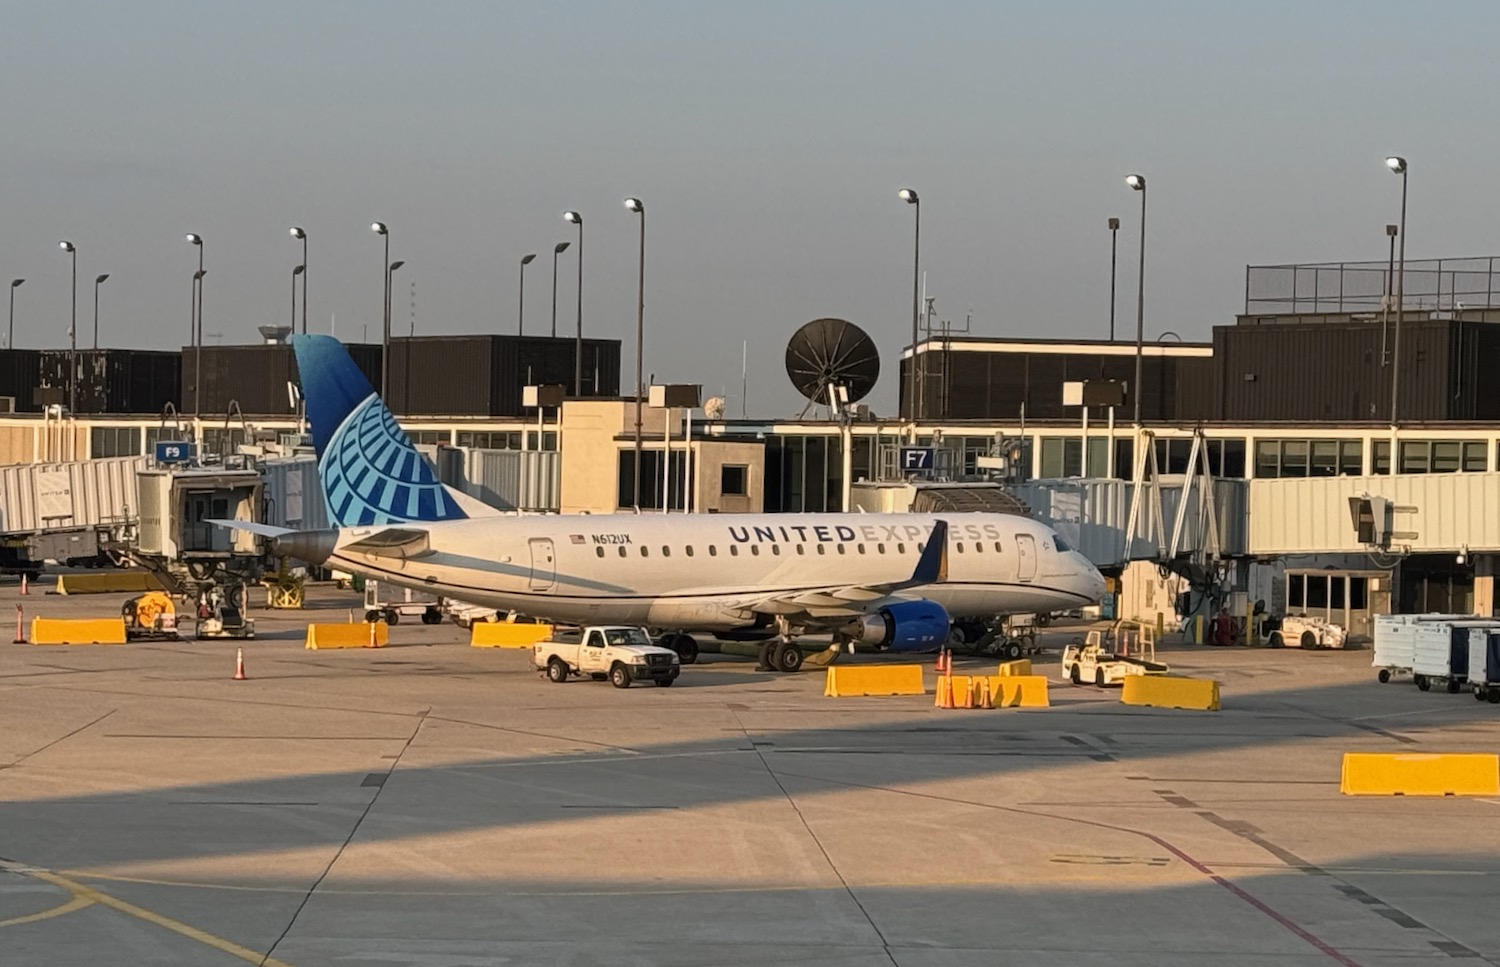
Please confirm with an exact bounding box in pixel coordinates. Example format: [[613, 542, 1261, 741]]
[[704, 395, 726, 420], [785, 318, 879, 415]]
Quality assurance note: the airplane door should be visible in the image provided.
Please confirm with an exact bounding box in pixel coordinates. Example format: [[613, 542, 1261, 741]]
[[528, 538, 555, 591], [1015, 535, 1036, 582]]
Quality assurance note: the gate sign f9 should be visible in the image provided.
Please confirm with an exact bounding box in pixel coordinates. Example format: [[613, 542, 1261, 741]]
[[155, 441, 195, 464]]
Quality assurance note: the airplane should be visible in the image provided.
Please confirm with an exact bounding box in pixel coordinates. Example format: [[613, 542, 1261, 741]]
[[227, 334, 1105, 672]]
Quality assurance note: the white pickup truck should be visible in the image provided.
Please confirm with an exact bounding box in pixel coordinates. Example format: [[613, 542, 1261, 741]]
[[534, 625, 682, 688]]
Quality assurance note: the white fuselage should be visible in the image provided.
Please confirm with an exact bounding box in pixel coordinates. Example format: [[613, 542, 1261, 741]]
[[326, 512, 1105, 631]]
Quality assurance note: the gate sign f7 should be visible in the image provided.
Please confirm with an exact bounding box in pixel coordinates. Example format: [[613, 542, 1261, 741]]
[[900, 447, 934, 472]]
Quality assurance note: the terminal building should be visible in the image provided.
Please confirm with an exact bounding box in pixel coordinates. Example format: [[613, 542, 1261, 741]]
[[3, 256, 1500, 635]]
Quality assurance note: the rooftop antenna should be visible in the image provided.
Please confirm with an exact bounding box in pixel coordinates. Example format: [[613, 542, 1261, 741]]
[[785, 317, 880, 420]]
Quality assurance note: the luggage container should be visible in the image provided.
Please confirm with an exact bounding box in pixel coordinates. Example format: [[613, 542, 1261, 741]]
[[1412, 619, 1500, 693], [1468, 628, 1500, 704], [1372, 613, 1474, 684]]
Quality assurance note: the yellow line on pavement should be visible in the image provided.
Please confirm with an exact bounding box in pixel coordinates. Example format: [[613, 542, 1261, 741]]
[[0, 893, 96, 927], [0, 860, 294, 966]]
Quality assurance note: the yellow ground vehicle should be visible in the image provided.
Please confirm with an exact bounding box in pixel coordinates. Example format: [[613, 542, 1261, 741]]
[[121, 591, 182, 641]]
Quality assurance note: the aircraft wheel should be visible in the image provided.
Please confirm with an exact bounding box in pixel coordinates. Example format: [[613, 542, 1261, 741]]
[[610, 664, 632, 689], [773, 641, 803, 673], [546, 658, 569, 683], [671, 634, 699, 665], [756, 642, 774, 671]]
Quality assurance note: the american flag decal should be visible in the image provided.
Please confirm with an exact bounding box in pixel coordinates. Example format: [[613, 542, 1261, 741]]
[[570, 534, 586, 545]]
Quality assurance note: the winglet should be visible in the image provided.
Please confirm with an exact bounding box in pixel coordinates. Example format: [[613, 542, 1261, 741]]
[[911, 519, 948, 584]]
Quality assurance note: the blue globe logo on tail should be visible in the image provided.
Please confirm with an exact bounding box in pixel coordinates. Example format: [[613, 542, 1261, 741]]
[[291, 334, 467, 527]]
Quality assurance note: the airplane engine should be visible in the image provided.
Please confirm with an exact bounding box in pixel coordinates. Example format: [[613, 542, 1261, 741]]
[[849, 599, 951, 652]]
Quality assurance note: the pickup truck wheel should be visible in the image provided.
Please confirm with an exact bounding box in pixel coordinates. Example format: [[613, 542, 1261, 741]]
[[546, 658, 569, 683], [610, 664, 632, 689], [1069, 664, 1081, 685]]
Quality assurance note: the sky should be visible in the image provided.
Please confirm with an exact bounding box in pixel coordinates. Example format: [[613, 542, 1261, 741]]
[[2, 1, 1497, 416]]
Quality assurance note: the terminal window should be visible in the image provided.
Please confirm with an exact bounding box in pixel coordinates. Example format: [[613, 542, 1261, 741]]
[[721, 465, 749, 496], [91, 426, 141, 459]]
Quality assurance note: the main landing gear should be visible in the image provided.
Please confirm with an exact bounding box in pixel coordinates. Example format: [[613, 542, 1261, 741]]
[[755, 617, 805, 673]]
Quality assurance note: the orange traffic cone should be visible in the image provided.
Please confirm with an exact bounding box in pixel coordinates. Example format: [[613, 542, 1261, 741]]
[[935, 648, 948, 675], [233, 647, 247, 680], [976, 676, 994, 710], [13, 604, 25, 644], [934, 674, 955, 709], [20, 573, 28, 596]]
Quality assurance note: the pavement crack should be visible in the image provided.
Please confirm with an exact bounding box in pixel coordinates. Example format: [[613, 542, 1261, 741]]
[[0, 708, 116, 770]]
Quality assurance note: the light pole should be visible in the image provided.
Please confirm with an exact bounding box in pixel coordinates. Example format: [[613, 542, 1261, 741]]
[[58, 241, 77, 412], [563, 211, 583, 396], [292, 264, 305, 330], [371, 222, 390, 397], [289, 227, 308, 334], [549, 241, 570, 338], [518, 253, 536, 335], [625, 197, 646, 508], [1386, 156, 1408, 430], [1124, 175, 1146, 424], [1108, 217, 1120, 341], [898, 188, 920, 425], [92, 274, 109, 349], [387, 260, 405, 411], [8, 279, 23, 350], [185, 233, 204, 417]]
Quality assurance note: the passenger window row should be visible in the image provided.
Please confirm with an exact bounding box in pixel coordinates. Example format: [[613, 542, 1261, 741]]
[[593, 541, 938, 559]]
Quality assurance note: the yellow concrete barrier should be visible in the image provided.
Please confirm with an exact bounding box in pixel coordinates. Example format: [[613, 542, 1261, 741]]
[[1340, 753, 1500, 797], [824, 664, 925, 697], [997, 659, 1032, 676], [992, 674, 1050, 708], [31, 617, 127, 645], [54, 572, 165, 595], [1120, 675, 1220, 711], [306, 622, 388, 650], [470, 622, 553, 648]]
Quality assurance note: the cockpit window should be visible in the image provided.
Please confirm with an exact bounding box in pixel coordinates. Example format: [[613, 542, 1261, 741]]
[[1053, 536, 1073, 552]]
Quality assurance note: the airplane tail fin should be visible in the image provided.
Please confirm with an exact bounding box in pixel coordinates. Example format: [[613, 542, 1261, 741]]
[[290, 334, 469, 527]]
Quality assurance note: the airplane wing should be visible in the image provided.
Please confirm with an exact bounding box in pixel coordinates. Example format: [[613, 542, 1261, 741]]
[[744, 519, 948, 620]]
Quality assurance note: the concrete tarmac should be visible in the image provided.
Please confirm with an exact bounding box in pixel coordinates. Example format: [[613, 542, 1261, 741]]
[[2, 580, 1499, 966]]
